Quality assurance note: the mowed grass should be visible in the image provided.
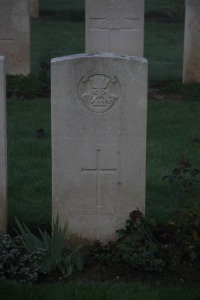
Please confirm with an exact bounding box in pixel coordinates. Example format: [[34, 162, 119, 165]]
[[39, 0, 85, 13], [7, 98, 200, 226], [7, 99, 51, 226], [31, 20, 85, 74], [1, 281, 200, 300], [145, 0, 175, 13], [144, 21, 184, 83], [146, 99, 200, 221]]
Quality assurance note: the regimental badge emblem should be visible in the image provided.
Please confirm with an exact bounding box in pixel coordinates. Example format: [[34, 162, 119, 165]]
[[77, 74, 121, 113]]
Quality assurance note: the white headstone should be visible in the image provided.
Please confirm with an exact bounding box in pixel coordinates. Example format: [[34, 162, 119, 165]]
[[85, 0, 144, 56], [0, 56, 7, 234], [0, 0, 30, 75], [30, 0, 39, 19], [51, 53, 147, 243], [183, 0, 200, 82]]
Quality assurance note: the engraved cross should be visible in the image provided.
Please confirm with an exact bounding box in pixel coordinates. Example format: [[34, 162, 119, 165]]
[[89, 0, 140, 51], [81, 150, 117, 208]]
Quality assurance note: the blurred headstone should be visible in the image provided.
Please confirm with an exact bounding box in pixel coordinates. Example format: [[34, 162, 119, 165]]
[[0, 0, 30, 75], [85, 0, 144, 56]]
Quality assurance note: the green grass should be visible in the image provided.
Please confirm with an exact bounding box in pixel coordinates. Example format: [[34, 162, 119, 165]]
[[31, 20, 84, 74], [39, 0, 84, 14], [1, 281, 200, 300], [7, 99, 200, 226], [144, 21, 184, 83], [7, 99, 51, 226], [145, 0, 176, 13], [146, 99, 200, 221]]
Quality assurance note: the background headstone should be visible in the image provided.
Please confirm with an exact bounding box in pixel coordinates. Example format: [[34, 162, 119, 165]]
[[183, 0, 200, 83], [51, 53, 147, 243], [0, 0, 30, 75], [85, 0, 144, 56], [30, 0, 39, 19], [0, 56, 7, 234]]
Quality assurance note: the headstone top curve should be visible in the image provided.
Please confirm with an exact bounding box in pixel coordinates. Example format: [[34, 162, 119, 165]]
[[51, 52, 147, 64]]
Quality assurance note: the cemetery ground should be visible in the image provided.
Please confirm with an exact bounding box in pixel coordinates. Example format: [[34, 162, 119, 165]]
[[1, 0, 200, 298]]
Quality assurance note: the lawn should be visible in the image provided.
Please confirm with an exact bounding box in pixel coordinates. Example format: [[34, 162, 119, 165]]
[[8, 0, 188, 226], [2, 0, 200, 297], [1, 281, 200, 300], [7, 98, 200, 225]]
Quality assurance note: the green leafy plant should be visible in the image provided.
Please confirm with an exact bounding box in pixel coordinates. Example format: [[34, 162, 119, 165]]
[[173, 210, 200, 261], [162, 157, 200, 261], [90, 211, 166, 272], [6, 74, 44, 100], [90, 209, 200, 273], [0, 235, 46, 283], [163, 155, 200, 210], [15, 216, 83, 277]]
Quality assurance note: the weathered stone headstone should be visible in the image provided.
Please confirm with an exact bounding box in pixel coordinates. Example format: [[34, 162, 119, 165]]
[[51, 53, 147, 243], [85, 0, 144, 56], [30, 0, 39, 19], [0, 0, 30, 75], [0, 56, 7, 234], [183, 0, 200, 82]]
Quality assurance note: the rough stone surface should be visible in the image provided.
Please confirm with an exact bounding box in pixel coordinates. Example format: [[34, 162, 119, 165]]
[[183, 0, 200, 82], [85, 0, 144, 56], [0, 0, 30, 75], [51, 53, 147, 243], [30, 0, 39, 18], [0, 56, 7, 234]]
